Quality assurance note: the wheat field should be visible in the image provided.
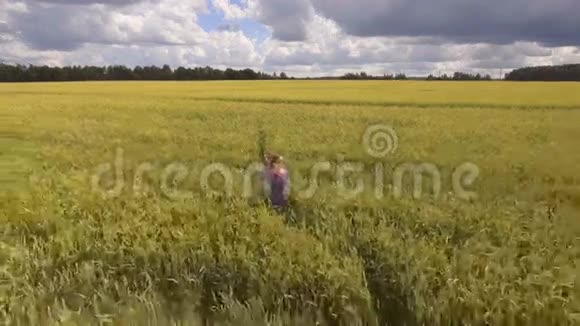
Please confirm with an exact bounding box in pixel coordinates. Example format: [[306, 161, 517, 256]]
[[0, 81, 579, 325]]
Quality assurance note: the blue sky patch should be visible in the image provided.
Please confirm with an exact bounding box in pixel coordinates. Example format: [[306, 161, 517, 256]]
[[198, 1, 271, 44]]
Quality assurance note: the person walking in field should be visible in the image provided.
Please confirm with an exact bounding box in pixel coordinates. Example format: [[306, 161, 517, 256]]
[[258, 129, 289, 211], [261, 152, 290, 211]]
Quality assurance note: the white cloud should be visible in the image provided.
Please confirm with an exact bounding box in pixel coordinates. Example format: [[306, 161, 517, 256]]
[[214, 0, 313, 41], [0, 0, 579, 77], [259, 14, 578, 77], [211, 0, 248, 19], [2, 0, 209, 50], [0, 0, 262, 68]]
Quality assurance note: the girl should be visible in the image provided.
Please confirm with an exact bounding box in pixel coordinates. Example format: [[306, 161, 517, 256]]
[[262, 153, 289, 211]]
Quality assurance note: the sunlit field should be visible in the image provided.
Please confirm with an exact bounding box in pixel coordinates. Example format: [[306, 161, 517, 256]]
[[1, 81, 579, 325], [3, 80, 580, 108]]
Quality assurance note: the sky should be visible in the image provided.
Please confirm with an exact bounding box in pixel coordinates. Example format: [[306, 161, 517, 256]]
[[0, 0, 579, 77]]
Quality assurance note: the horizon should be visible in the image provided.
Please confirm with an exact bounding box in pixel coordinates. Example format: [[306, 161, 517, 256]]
[[1, 1, 579, 78], [4, 61, 579, 80]]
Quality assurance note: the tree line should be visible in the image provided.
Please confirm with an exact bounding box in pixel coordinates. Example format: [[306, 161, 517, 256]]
[[340, 72, 408, 80], [505, 64, 580, 81], [0, 63, 291, 82], [339, 71, 492, 81], [2, 62, 578, 82], [427, 72, 492, 81]]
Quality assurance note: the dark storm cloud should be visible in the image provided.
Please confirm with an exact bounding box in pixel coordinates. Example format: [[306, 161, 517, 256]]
[[309, 0, 580, 46], [0, 22, 12, 44], [6, 4, 109, 50], [255, 0, 313, 41], [0, 22, 11, 33]]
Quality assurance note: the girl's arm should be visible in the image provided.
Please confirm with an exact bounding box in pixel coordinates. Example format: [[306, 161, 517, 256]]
[[258, 129, 267, 165]]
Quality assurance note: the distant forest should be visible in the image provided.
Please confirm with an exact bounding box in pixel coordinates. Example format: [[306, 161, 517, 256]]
[[0, 64, 291, 82], [426, 72, 492, 81], [0, 63, 579, 82], [504, 64, 580, 81], [339, 72, 408, 80]]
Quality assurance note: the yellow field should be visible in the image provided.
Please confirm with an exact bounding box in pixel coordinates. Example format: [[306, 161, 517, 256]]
[[0, 81, 579, 325], [3, 80, 580, 108]]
